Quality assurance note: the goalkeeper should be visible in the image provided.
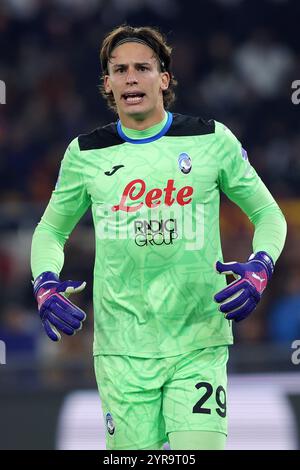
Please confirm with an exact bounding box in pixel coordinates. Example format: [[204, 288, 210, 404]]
[[31, 25, 287, 450]]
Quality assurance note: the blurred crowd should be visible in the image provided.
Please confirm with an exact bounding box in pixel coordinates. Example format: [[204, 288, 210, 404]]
[[0, 0, 300, 371]]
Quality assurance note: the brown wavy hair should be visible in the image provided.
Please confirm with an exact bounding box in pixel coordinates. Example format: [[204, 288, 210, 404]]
[[99, 25, 177, 113]]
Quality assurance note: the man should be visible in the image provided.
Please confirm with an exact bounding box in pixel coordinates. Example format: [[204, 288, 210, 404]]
[[31, 25, 287, 450]]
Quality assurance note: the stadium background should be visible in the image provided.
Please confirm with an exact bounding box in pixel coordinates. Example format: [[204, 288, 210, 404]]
[[0, 0, 300, 449]]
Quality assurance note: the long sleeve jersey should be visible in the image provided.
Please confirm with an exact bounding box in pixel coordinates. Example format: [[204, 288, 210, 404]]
[[31, 113, 287, 357]]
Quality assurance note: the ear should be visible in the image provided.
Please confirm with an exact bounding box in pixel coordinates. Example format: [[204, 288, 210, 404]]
[[160, 71, 170, 91], [104, 75, 112, 94]]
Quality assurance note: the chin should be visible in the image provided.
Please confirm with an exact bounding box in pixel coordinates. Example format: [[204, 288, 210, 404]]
[[123, 106, 151, 119], [125, 101, 148, 111], [127, 110, 148, 118]]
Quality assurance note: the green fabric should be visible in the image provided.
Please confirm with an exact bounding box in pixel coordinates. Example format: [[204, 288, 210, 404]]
[[31, 118, 287, 357], [237, 190, 287, 262], [94, 346, 228, 450], [140, 441, 165, 450], [169, 430, 226, 450], [31, 206, 81, 276], [121, 111, 168, 139]]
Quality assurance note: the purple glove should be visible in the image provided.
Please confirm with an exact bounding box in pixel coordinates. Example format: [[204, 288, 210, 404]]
[[33, 271, 87, 341], [214, 251, 274, 322]]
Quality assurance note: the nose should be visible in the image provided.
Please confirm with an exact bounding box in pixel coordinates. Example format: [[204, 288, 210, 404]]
[[126, 67, 138, 85]]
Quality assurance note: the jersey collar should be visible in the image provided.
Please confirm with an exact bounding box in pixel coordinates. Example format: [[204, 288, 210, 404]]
[[117, 112, 173, 144]]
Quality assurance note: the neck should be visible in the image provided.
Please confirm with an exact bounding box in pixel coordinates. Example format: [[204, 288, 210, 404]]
[[118, 107, 166, 130]]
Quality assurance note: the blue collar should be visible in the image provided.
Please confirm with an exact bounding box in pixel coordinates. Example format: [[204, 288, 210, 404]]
[[117, 112, 173, 144]]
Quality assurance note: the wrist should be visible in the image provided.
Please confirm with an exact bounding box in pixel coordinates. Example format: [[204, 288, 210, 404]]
[[248, 251, 274, 280], [33, 271, 60, 297]]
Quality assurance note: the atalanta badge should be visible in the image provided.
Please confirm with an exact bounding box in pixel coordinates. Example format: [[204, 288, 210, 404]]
[[178, 153, 192, 174]]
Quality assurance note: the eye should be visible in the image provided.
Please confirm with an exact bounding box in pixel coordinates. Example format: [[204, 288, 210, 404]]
[[138, 65, 148, 72]]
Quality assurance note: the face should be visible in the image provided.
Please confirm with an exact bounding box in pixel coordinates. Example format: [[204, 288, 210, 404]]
[[104, 42, 170, 125]]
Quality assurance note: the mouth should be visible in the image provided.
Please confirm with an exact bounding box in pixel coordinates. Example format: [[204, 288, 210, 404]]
[[122, 92, 146, 104]]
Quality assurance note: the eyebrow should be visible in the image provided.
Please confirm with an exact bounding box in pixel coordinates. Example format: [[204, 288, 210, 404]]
[[111, 62, 153, 69]]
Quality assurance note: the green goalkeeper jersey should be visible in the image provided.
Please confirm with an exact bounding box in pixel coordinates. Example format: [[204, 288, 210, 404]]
[[31, 112, 287, 357]]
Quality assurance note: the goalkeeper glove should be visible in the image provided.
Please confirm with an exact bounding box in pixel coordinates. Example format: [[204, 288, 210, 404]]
[[33, 271, 87, 341], [214, 251, 274, 322]]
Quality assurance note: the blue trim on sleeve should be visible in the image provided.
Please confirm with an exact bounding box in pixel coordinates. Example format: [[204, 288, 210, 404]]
[[117, 112, 173, 144]]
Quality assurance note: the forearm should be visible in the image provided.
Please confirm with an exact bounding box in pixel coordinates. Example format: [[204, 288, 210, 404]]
[[31, 224, 66, 280], [31, 204, 85, 279], [251, 205, 287, 263], [234, 180, 287, 263]]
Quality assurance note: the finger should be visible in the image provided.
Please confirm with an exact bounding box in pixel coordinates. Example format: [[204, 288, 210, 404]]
[[225, 298, 257, 322], [58, 280, 86, 295], [49, 300, 84, 329], [214, 279, 247, 303], [47, 311, 76, 336], [43, 318, 61, 341], [218, 288, 249, 313], [58, 296, 87, 322], [215, 260, 241, 277], [46, 294, 86, 322]]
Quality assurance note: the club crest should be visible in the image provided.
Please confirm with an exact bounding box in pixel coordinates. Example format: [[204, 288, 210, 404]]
[[178, 153, 192, 174], [241, 147, 248, 160], [105, 412, 115, 435]]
